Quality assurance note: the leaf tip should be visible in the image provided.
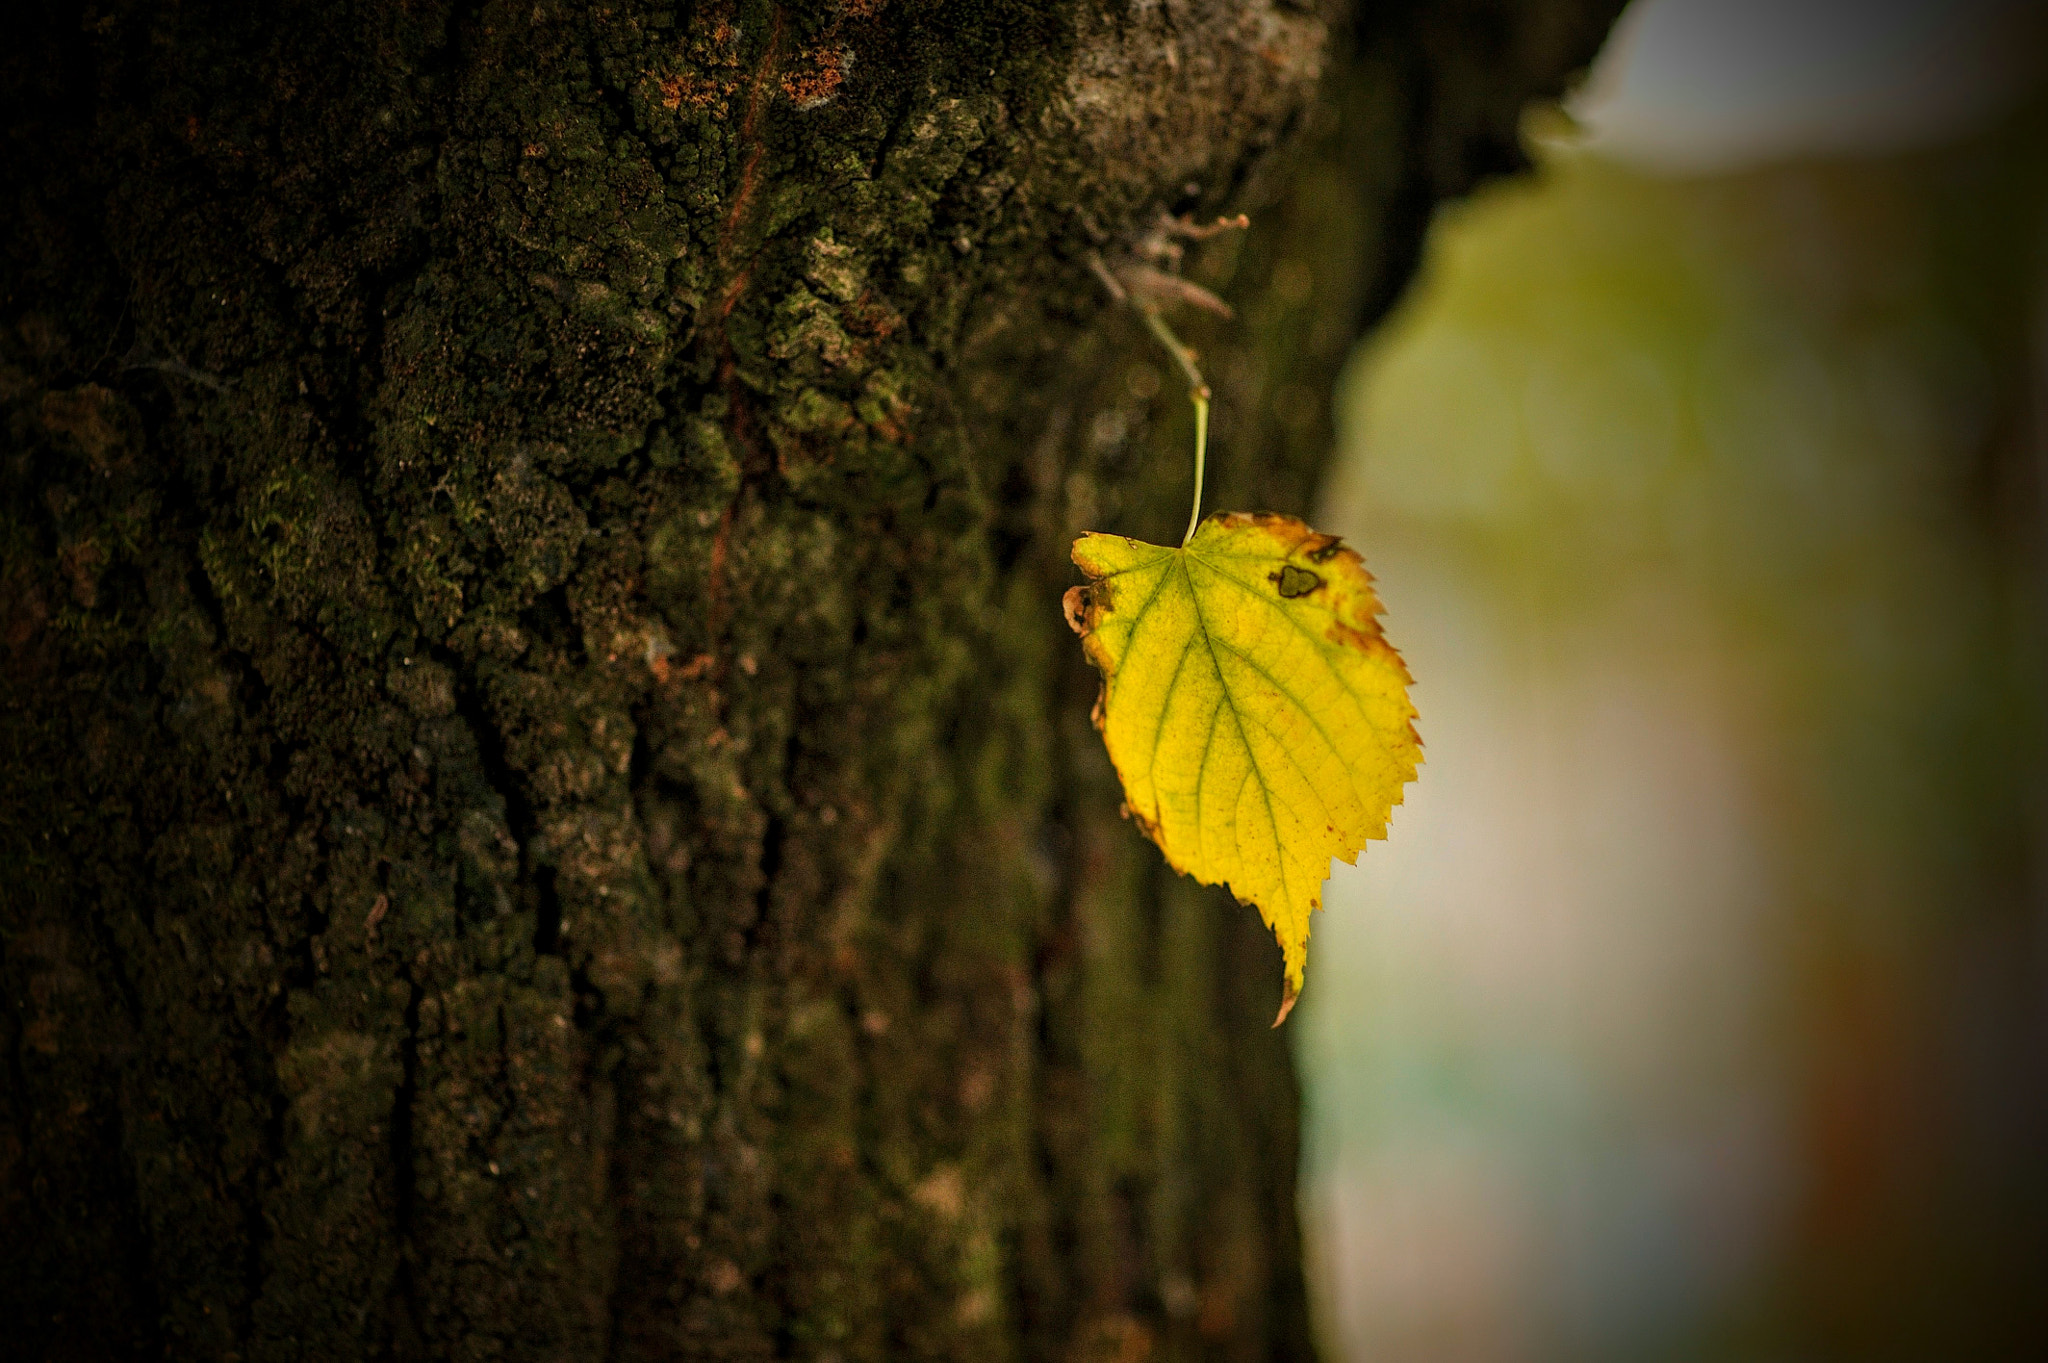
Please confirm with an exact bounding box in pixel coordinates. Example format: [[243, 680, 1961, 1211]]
[[1272, 975, 1300, 1027]]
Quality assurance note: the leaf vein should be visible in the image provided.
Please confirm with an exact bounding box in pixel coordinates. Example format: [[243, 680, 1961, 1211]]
[[1191, 690, 1225, 871], [1184, 556, 1314, 913], [1113, 558, 1178, 646], [1186, 553, 1381, 720], [1140, 628, 1199, 826], [1198, 640, 1370, 837]]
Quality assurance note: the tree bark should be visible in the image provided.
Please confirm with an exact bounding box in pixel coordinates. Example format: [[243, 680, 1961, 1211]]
[[1, 2, 1620, 1358]]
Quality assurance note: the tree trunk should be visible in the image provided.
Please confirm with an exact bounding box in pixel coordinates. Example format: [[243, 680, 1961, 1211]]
[[0, 2, 1620, 1358]]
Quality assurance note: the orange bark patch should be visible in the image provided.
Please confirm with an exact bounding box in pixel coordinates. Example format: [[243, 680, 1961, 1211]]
[[657, 69, 740, 113], [842, 290, 902, 341], [1, 570, 48, 655], [653, 5, 746, 116], [57, 538, 104, 609], [779, 47, 846, 109]]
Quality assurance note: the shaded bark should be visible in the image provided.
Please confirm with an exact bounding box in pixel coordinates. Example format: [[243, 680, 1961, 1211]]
[[1, 1, 1621, 1358]]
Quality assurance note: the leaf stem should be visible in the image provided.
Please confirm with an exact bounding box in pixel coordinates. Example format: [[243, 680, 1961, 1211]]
[[1139, 307, 1211, 546]]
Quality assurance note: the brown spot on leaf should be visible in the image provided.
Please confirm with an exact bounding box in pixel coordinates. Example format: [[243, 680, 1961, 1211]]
[[1273, 564, 1320, 598], [1122, 802, 1161, 843], [1063, 584, 1093, 635]]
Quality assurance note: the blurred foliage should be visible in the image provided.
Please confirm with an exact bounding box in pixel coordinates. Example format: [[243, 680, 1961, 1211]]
[[1299, 93, 2048, 1363]]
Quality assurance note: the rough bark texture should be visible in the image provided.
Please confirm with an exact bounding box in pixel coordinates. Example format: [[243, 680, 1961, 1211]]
[[1, 2, 1621, 1358]]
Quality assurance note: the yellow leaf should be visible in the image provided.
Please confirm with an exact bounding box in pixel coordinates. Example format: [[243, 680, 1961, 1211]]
[[1063, 512, 1420, 1024]]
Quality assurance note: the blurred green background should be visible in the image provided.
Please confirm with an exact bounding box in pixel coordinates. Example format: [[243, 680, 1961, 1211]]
[[1294, 1, 2048, 1358]]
